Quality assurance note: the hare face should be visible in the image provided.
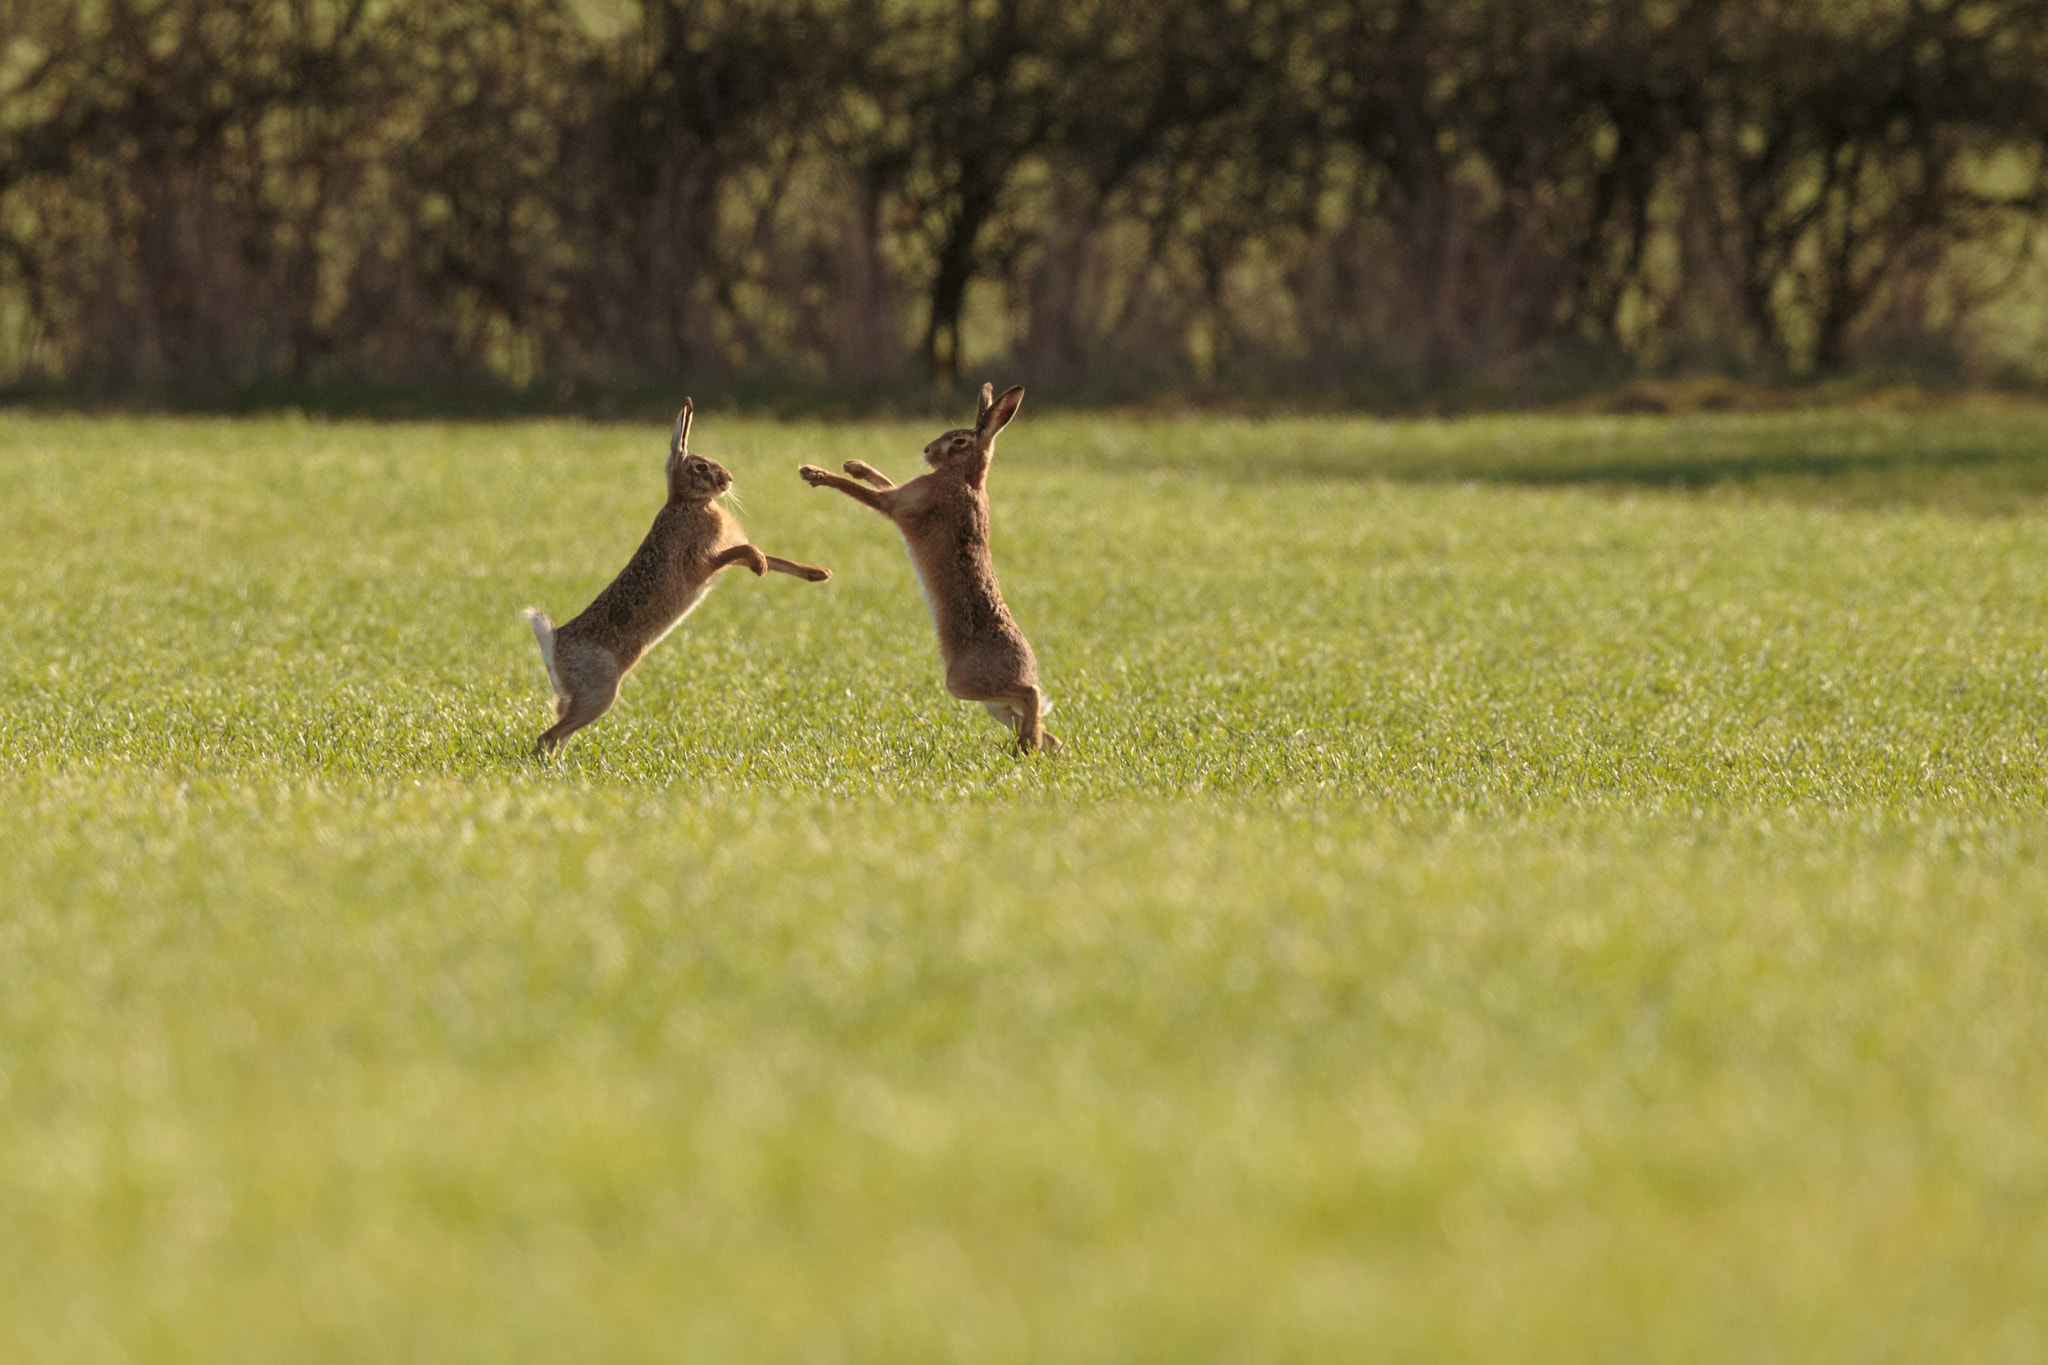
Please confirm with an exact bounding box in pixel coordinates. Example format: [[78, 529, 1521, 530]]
[[672, 452, 734, 501], [922, 427, 981, 472]]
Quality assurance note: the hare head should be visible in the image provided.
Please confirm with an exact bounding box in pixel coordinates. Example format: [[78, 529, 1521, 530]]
[[665, 399, 735, 503], [922, 382, 1024, 487]]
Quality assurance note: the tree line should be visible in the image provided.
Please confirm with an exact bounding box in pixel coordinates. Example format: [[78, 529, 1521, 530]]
[[4, 0, 2047, 401]]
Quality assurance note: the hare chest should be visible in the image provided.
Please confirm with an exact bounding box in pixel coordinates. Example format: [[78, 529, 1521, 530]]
[[903, 544, 940, 628], [642, 509, 740, 648], [645, 577, 716, 651]]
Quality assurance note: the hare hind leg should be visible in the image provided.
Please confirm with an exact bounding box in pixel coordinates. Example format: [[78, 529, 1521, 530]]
[[968, 685, 1052, 756], [535, 639, 623, 754]]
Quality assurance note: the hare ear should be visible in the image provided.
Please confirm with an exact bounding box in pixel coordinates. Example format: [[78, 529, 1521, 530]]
[[672, 399, 694, 460], [978, 384, 1023, 443], [975, 381, 996, 428]]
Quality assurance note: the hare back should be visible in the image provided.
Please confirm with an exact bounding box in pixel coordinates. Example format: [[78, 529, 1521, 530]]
[[557, 502, 739, 665], [562, 571, 718, 670]]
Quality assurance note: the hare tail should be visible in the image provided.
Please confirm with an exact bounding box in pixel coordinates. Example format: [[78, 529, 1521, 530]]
[[523, 607, 566, 703]]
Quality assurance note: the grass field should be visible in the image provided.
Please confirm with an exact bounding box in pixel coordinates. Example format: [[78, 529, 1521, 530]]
[[5, 405, 2048, 1362]]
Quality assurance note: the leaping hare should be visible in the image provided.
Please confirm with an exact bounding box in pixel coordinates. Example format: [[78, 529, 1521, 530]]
[[524, 400, 831, 754], [798, 382, 1058, 755]]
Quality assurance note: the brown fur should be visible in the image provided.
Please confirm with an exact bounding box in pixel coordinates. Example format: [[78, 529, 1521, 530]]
[[799, 382, 1058, 755], [525, 400, 831, 754]]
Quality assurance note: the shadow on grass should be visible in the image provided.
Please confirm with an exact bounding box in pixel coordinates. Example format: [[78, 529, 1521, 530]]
[[1440, 441, 2015, 490], [1078, 412, 2048, 516]]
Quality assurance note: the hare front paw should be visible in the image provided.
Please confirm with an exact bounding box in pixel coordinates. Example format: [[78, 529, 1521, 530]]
[[798, 464, 831, 487]]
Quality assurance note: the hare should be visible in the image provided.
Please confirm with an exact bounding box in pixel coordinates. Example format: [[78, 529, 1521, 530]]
[[798, 382, 1058, 755], [523, 399, 831, 754]]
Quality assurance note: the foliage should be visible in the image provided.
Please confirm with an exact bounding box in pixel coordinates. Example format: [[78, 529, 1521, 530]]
[[7, 0, 2048, 393]]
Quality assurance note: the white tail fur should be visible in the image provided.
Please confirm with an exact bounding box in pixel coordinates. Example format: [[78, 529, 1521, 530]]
[[523, 607, 565, 702]]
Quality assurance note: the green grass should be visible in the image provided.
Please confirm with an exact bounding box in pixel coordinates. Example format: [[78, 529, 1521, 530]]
[[5, 406, 2048, 1362]]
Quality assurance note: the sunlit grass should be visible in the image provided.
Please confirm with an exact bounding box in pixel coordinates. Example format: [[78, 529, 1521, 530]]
[[4, 408, 2048, 1361]]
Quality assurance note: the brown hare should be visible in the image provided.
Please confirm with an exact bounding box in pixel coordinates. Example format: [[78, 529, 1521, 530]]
[[798, 382, 1058, 755], [524, 400, 831, 755]]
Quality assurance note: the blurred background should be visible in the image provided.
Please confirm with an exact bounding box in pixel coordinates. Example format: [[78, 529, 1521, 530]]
[[5, 0, 2048, 412]]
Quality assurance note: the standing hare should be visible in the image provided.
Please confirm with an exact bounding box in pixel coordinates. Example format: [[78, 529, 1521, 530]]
[[798, 382, 1058, 755], [524, 400, 831, 754]]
